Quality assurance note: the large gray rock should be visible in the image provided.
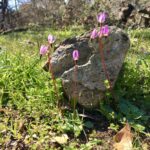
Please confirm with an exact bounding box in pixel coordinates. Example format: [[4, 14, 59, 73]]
[[44, 26, 130, 109]]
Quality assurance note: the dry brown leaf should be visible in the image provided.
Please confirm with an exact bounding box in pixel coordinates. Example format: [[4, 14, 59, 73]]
[[18, 120, 26, 133], [113, 123, 133, 150], [142, 143, 148, 150], [53, 134, 69, 144], [0, 108, 8, 113]]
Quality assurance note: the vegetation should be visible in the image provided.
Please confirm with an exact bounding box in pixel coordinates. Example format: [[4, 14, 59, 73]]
[[0, 26, 150, 149]]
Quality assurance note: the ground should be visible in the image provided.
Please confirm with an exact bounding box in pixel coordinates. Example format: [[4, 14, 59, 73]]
[[0, 26, 150, 149]]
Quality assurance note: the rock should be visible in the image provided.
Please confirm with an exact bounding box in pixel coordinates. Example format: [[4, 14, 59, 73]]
[[44, 26, 130, 109], [106, 0, 150, 28]]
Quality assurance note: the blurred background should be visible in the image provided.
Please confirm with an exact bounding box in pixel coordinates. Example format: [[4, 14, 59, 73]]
[[0, 0, 150, 31]]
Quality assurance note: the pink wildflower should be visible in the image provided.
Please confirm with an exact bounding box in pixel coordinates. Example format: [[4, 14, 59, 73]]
[[40, 45, 48, 55], [90, 28, 98, 39], [97, 12, 107, 23], [48, 34, 56, 44], [72, 50, 79, 61]]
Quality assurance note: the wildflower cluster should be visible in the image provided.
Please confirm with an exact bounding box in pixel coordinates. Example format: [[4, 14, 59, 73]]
[[91, 12, 109, 39], [39, 33, 79, 112], [39, 34, 59, 104], [90, 12, 112, 89], [40, 34, 56, 56]]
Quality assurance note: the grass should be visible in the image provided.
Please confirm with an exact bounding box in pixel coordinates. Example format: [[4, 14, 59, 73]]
[[0, 26, 150, 149]]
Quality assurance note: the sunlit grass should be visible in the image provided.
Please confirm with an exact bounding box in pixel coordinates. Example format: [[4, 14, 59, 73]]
[[0, 27, 149, 149]]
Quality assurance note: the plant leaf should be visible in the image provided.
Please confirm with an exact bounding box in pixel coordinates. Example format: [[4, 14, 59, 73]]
[[84, 121, 94, 129], [113, 123, 133, 150]]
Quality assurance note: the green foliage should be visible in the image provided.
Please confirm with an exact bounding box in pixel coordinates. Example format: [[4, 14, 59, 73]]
[[116, 28, 150, 110], [100, 98, 149, 134], [0, 27, 149, 149], [0, 27, 101, 149], [99, 28, 150, 135]]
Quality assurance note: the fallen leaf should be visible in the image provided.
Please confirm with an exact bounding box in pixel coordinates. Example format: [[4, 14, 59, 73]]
[[113, 123, 133, 150], [0, 108, 5, 113], [53, 134, 68, 144], [142, 143, 148, 150], [18, 120, 26, 133]]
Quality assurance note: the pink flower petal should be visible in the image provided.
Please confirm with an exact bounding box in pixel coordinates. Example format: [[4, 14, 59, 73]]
[[40, 45, 48, 55], [48, 34, 56, 44], [90, 28, 98, 39], [97, 12, 107, 23], [98, 25, 109, 37], [72, 50, 79, 61], [103, 25, 109, 36]]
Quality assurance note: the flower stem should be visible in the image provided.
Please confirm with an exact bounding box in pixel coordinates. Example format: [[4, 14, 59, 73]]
[[98, 27, 119, 109], [73, 60, 78, 118], [98, 37, 112, 90], [48, 44, 59, 106]]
